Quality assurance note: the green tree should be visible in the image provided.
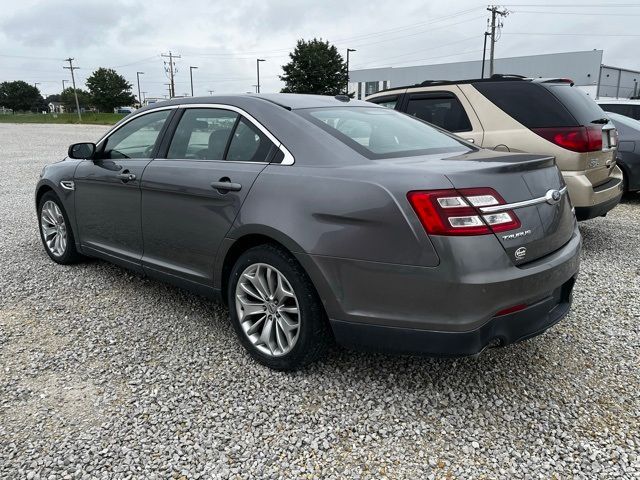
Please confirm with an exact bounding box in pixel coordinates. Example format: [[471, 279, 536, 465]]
[[280, 39, 348, 95], [60, 88, 92, 112], [85, 67, 135, 112], [0, 81, 44, 112]]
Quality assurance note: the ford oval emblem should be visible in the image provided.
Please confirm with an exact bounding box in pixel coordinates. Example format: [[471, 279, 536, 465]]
[[515, 247, 527, 260], [546, 189, 562, 205]]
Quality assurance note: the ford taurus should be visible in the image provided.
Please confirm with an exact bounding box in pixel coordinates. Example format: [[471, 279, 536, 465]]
[[35, 94, 581, 370]]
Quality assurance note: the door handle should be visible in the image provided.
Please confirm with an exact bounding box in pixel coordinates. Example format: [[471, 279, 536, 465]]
[[118, 172, 136, 182], [211, 178, 242, 193]]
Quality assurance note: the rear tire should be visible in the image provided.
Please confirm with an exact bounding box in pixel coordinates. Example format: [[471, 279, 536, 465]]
[[227, 244, 331, 370], [38, 191, 83, 264]]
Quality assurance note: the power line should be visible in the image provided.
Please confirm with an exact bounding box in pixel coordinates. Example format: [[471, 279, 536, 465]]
[[513, 9, 640, 15], [503, 32, 640, 36]]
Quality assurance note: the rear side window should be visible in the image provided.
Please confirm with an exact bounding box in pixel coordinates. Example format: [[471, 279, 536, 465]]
[[544, 84, 608, 125], [368, 95, 399, 109], [298, 106, 470, 159], [473, 81, 577, 128], [226, 118, 273, 162], [405, 93, 472, 132]]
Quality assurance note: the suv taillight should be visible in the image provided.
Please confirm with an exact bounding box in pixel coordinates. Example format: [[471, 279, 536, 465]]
[[532, 125, 602, 152], [407, 188, 521, 236]]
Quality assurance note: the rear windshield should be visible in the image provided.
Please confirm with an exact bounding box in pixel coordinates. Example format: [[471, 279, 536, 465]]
[[544, 84, 608, 125], [473, 81, 606, 128], [297, 107, 470, 159]]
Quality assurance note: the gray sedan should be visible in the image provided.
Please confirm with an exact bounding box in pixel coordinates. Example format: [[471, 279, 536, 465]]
[[35, 94, 581, 370], [606, 111, 640, 192]]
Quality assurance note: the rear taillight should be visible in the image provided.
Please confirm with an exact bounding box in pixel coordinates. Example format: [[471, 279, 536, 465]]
[[532, 125, 602, 152], [407, 188, 521, 236]]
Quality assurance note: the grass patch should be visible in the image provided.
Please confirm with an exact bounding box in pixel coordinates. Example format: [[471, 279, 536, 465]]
[[0, 112, 125, 125]]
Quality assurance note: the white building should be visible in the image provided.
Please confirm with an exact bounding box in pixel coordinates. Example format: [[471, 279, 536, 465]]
[[348, 50, 640, 100]]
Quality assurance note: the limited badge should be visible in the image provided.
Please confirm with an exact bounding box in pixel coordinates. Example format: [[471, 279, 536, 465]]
[[515, 247, 527, 260]]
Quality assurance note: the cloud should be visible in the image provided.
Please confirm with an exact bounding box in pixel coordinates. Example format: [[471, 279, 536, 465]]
[[0, 0, 136, 48]]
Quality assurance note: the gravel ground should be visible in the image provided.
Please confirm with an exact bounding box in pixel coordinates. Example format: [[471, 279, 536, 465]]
[[0, 123, 639, 479]]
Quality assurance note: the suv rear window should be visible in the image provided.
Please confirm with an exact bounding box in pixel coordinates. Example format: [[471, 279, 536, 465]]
[[544, 84, 608, 125], [297, 107, 470, 159], [472, 81, 577, 128]]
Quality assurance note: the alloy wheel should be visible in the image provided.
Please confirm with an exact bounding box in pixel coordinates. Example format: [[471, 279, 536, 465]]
[[40, 200, 67, 257], [235, 263, 300, 357]]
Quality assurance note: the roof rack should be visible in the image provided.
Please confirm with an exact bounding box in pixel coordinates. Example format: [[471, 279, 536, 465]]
[[373, 74, 530, 95]]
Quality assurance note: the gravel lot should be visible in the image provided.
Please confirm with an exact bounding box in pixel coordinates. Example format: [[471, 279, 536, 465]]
[[0, 123, 639, 479]]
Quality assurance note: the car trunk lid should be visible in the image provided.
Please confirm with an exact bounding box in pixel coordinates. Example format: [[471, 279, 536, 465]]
[[435, 151, 575, 265]]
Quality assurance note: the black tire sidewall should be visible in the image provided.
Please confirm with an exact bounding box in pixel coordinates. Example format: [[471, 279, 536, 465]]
[[38, 192, 79, 264], [227, 245, 327, 370]]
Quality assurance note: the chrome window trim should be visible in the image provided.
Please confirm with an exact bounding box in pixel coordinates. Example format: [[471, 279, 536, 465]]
[[479, 186, 568, 214], [95, 103, 295, 166]]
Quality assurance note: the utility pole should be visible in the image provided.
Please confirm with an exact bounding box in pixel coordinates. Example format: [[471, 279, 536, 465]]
[[161, 51, 180, 98], [256, 59, 265, 93], [63, 58, 81, 122], [189, 66, 198, 96], [487, 5, 508, 77], [164, 83, 172, 98], [346, 48, 356, 95], [136, 72, 144, 107]]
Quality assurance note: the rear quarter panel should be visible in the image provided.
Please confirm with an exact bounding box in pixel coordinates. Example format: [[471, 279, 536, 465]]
[[229, 163, 449, 267]]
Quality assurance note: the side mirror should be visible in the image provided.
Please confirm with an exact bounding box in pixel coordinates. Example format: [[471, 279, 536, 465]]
[[68, 142, 96, 159]]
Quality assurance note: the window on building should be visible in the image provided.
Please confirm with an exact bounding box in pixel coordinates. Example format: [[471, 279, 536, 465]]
[[365, 82, 380, 97]]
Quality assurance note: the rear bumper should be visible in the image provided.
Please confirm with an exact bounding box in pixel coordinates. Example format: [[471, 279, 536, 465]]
[[563, 166, 623, 218], [574, 188, 623, 220], [297, 225, 581, 356], [331, 276, 575, 356]]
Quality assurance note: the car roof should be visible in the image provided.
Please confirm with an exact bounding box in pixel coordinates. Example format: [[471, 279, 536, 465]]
[[370, 74, 574, 96], [138, 93, 373, 112]]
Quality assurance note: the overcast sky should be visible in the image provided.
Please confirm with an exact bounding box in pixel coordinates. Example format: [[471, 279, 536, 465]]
[[1, 0, 638, 98]]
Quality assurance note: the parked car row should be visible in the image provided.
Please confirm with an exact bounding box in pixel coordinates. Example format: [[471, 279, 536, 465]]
[[366, 74, 624, 220], [37, 93, 583, 370]]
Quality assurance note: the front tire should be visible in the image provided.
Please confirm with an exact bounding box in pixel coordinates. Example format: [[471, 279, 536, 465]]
[[227, 244, 331, 370], [38, 191, 82, 264]]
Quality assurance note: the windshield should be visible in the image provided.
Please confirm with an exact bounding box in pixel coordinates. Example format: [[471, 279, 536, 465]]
[[297, 107, 471, 159]]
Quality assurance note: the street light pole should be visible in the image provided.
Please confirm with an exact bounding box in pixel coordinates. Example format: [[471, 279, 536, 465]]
[[346, 48, 356, 95], [256, 59, 265, 93], [62, 79, 68, 92], [190, 66, 198, 96], [136, 72, 144, 107]]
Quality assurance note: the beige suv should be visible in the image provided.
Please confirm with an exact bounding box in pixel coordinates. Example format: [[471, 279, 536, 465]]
[[367, 76, 623, 220]]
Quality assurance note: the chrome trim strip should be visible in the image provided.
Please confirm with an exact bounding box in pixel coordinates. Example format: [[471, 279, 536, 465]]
[[59, 180, 75, 191], [479, 186, 568, 213], [95, 102, 295, 166]]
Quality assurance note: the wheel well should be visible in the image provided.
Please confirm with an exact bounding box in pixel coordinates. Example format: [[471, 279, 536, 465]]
[[35, 185, 54, 209], [220, 234, 292, 304]]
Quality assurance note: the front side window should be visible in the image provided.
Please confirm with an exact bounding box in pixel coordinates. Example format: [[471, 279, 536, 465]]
[[406, 95, 472, 132], [299, 107, 470, 159], [167, 108, 238, 160], [101, 110, 171, 159]]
